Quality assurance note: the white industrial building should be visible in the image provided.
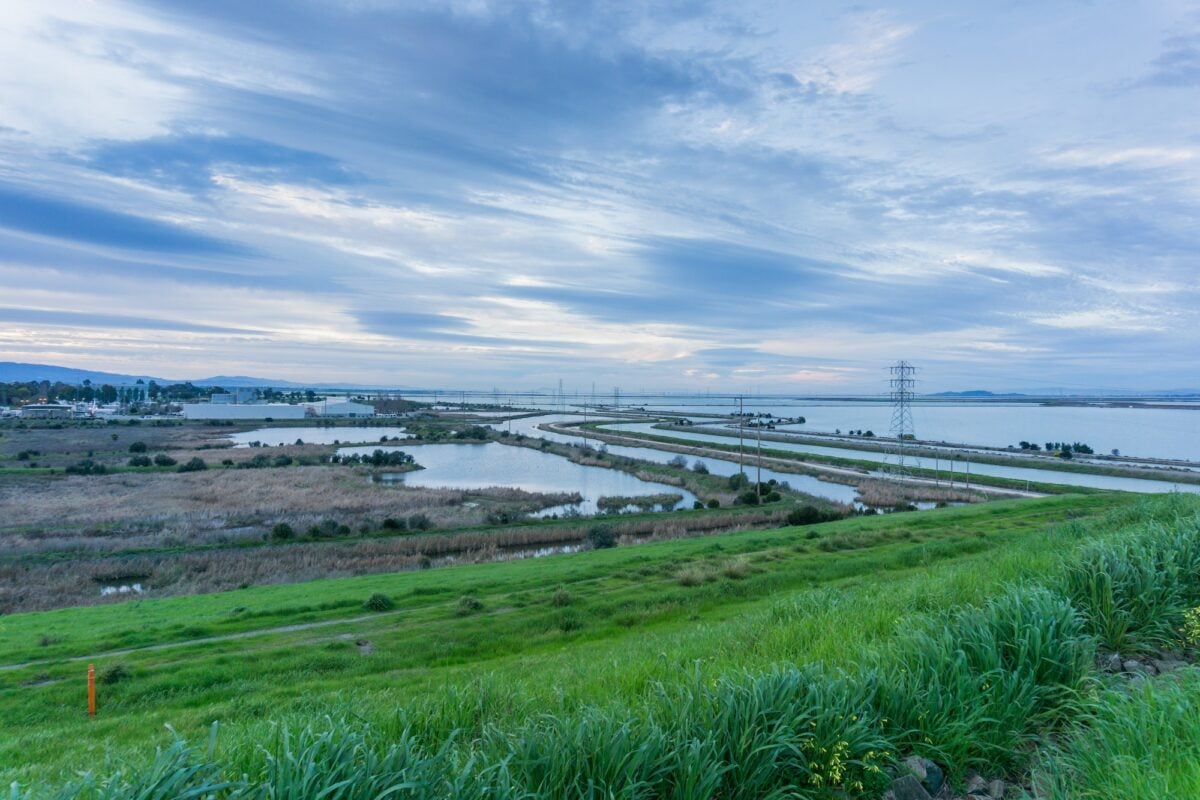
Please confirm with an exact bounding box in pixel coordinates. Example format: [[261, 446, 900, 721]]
[[182, 403, 306, 420], [305, 400, 375, 417]]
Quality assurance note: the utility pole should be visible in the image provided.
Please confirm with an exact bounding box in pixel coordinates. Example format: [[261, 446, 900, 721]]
[[756, 419, 762, 498], [738, 396, 745, 478]]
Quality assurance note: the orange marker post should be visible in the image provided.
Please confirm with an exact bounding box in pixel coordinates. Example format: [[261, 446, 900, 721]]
[[87, 663, 96, 717]]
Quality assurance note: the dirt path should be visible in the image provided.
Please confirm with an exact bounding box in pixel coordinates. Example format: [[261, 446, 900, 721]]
[[0, 610, 410, 673]]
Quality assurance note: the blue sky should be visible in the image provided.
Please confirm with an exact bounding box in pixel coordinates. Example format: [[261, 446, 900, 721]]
[[0, 1, 1197, 393]]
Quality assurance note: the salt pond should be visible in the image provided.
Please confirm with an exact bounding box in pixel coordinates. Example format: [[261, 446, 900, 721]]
[[338, 441, 697, 516]]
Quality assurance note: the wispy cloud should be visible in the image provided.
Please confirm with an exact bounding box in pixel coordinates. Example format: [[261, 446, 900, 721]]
[[0, 1, 1194, 391]]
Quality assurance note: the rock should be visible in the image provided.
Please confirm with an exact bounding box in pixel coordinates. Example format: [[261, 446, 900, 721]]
[[892, 775, 933, 800], [1102, 652, 1123, 672], [902, 756, 944, 795], [964, 774, 987, 795], [923, 761, 945, 795], [988, 779, 1006, 798], [1154, 659, 1186, 674], [1123, 659, 1146, 673], [903, 756, 929, 781]]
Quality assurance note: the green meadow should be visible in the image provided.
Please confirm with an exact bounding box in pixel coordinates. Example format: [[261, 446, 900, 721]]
[[3, 492, 1200, 798]]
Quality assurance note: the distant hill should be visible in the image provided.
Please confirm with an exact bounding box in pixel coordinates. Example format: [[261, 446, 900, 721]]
[[0, 361, 406, 391], [929, 390, 1020, 398], [0, 362, 166, 385]]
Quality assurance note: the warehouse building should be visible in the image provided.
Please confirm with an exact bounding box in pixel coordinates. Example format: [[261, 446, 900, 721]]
[[181, 403, 306, 420]]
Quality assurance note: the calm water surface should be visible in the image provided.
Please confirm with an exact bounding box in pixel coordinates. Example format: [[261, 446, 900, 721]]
[[339, 441, 696, 515], [229, 426, 413, 447]]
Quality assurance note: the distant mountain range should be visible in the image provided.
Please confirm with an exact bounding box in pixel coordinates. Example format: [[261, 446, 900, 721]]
[[2, 362, 1198, 398], [0, 362, 319, 389]]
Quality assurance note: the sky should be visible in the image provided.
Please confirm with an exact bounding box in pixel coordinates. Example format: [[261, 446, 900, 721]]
[[0, 1, 1197, 394]]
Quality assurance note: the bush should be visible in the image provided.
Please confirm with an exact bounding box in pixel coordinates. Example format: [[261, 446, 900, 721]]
[[153, 454, 177, 467], [273, 455, 293, 467], [736, 490, 760, 506], [721, 560, 750, 580], [271, 523, 295, 541], [382, 517, 404, 531], [586, 524, 617, 550], [667, 454, 688, 468], [177, 457, 208, 473], [786, 506, 836, 526], [691, 460, 709, 474], [127, 441, 147, 453], [552, 587, 572, 607], [363, 593, 395, 612], [693, 500, 704, 509], [727, 472, 750, 490], [128, 455, 152, 467], [99, 663, 131, 685], [707, 498, 721, 509], [456, 595, 484, 616], [408, 513, 432, 531], [65, 459, 106, 475], [676, 566, 710, 586]]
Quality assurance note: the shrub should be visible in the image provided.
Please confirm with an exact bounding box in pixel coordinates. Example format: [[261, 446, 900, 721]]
[[586, 524, 617, 550], [736, 490, 760, 506], [128, 455, 152, 467], [153, 454, 177, 467], [100, 663, 131, 685], [128, 441, 147, 453], [691, 460, 709, 474], [676, 566, 709, 586], [363, 593, 395, 612], [707, 498, 721, 509], [552, 587, 572, 607], [456, 595, 484, 616], [408, 513, 432, 531], [273, 455, 293, 467], [557, 610, 584, 632], [382, 517, 404, 531], [65, 459, 106, 475], [765, 491, 782, 503], [693, 500, 704, 509], [177, 457, 208, 473], [721, 559, 750, 580], [667, 454, 688, 468], [727, 472, 750, 490], [786, 506, 836, 526], [271, 523, 295, 541]]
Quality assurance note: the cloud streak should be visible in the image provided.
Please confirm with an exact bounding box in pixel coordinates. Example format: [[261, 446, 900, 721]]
[[0, 1, 1194, 392]]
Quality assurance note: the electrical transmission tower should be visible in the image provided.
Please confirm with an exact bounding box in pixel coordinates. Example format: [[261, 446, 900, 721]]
[[887, 361, 917, 479]]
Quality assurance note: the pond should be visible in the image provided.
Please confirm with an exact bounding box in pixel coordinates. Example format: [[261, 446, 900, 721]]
[[488, 414, 863, 505], [338, 441, 697, 516], [228, 426, 413, 447]]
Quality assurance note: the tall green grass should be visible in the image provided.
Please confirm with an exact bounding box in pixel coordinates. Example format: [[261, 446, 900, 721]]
[[1062, 513, 1200, 652], [12, 495, 1200, 798], [1031, 670, 1200, 799]]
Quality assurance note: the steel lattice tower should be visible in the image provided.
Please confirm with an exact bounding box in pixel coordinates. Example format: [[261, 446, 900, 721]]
[[888, 361, 917, 478]]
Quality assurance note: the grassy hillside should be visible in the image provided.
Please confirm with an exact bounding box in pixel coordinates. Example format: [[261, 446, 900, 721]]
[[3, 492, 1198, 797]]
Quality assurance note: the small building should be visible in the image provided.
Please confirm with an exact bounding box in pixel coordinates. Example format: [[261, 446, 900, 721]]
[[20, 404, 73, 419], [181, 403, 305, 420]]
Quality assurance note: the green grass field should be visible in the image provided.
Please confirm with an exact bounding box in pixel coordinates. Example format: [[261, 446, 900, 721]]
[[3, 492, 1198, 797]]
